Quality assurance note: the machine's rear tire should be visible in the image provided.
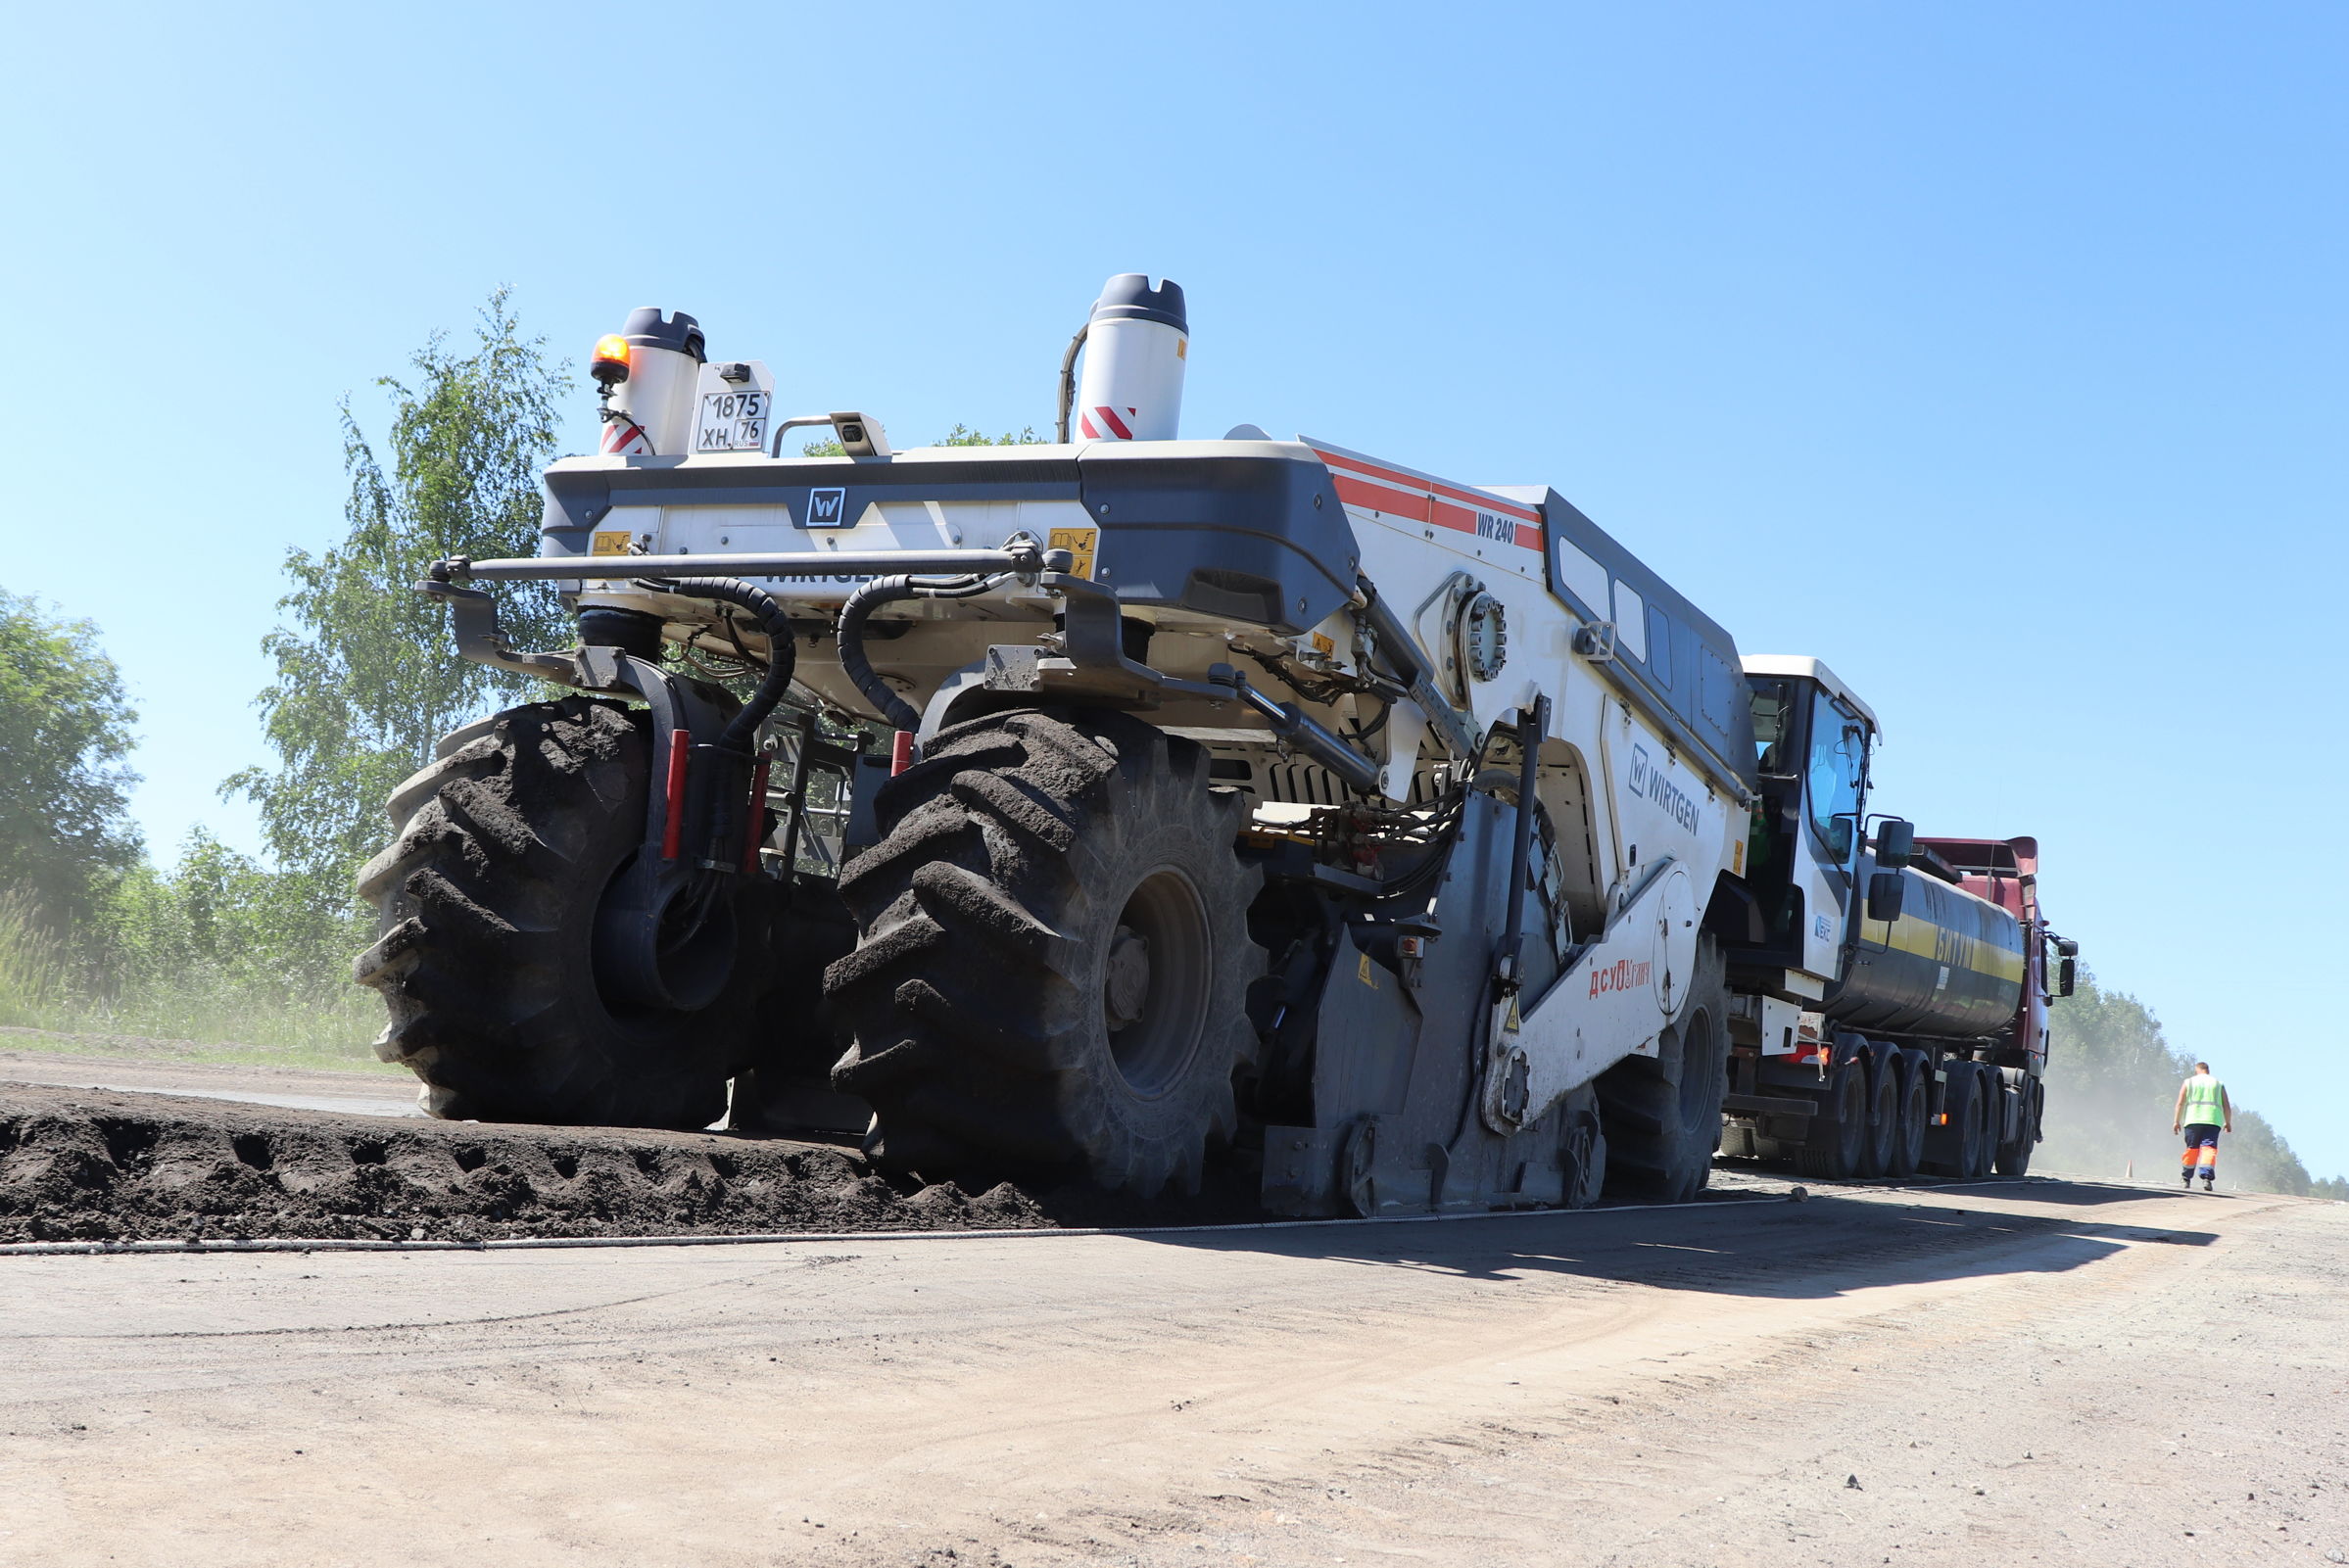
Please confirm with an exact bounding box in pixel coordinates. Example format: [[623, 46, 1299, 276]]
[[827, 708, 1264, 1198], [1886, 1051, 1928, 1178], [1995, 1077, 2040, 1177], [1796, 1058, 1868, 1180], [1855, 1055, 1898, 1178], [1597, 937, 1728, 1203], [354, 696, 780, 1128]]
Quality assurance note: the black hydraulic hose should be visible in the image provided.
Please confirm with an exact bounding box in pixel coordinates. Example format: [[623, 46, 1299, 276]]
[[649, 576, 797, 750], [1497, 693, 1550, 996], [1054, 321, 1089, 443], [836, 572, 1005, 735]]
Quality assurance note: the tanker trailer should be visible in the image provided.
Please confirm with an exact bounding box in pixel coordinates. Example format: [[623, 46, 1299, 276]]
[[1717, 659, 2073, 1180]]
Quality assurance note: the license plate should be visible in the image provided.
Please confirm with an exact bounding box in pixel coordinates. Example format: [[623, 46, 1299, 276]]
[[695, 389, 770, 453]]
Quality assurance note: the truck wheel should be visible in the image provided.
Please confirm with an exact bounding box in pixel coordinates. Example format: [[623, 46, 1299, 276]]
[[1923, 1061, 1985, 1177], [1598, 937, 1728, 1203], [1855, 1056, 1898, 1178], [355, 696, 776, 1129], [1795, 1059, 1868, 1180], [827, 708, 1264, 1198], [1995, 1078, 2040, 1177], [1885, 1051, 1928, 1178], [1967, 1069, 2001, 1178]]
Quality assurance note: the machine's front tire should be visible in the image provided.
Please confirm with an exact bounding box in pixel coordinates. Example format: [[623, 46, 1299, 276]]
[[827, 708, 1265, 1198], [1597, 937, 1728, 1203], [354, 696, 780, 1128]]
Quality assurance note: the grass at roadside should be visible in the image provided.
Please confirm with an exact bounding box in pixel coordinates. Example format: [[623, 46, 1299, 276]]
[[0, 1022, 404, 1076]]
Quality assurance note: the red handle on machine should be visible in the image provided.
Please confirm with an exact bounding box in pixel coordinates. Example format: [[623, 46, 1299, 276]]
[[660, 730, 691, 860]]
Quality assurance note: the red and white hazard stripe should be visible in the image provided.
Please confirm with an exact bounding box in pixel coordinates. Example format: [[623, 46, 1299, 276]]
[[601, 417, 652, 456], [1306, 440, 1543, 551], [1079, 404, 1136, 441]]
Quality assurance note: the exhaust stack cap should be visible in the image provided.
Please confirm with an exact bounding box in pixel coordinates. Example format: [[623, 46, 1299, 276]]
[[620, 307, 706, 363], [1088, 273, 1187, 334]]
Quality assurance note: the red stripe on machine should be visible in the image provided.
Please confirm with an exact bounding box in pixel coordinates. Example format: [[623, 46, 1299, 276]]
[[1308, 445, 1541, 523], [1092, 405, 1133, 440], [1332, 472, 1540, 550]]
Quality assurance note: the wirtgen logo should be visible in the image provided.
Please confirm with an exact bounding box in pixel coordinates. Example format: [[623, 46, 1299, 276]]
[[807, 488, 846, 527], [1626, 744, 1702, 835]]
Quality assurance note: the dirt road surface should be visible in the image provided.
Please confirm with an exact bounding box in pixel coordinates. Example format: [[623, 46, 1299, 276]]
[[4, 1174, 2342, 1566], [0, 1048, 422, 1119]]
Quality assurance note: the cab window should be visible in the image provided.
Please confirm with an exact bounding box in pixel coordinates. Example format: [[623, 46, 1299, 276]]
[[1806, 689, 1866, 863]]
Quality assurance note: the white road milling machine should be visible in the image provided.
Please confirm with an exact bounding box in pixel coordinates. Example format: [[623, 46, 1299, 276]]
[[359, 274, 2073, 1211]]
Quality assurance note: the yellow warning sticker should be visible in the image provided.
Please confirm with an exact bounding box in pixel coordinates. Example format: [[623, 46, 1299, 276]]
[[1732, 835, 1746, 877], [1047, 526, 1099, 579], [591, 530, 633, 557], [1311, 631, 1335, 656], [1357, 952, 1377, 989], [1504, 996, 1522, 1034]]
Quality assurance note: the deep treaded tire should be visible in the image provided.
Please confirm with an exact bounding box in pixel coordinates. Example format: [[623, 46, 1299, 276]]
[[1597, 936, 1728, 1203], [827, 707, 1263, 1197], [354, 696, 776, 1129]]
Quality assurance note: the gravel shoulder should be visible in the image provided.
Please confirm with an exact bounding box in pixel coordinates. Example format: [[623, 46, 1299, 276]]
[[2, 1168, 2338, 1565]]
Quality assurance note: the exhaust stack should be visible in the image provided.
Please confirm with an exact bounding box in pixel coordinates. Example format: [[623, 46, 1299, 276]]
[[595, 308, 705, 457], [1072, 274, 1187, 442]]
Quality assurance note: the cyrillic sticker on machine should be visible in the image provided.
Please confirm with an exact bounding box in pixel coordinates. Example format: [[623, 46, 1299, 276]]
[[591, 530, 633, 556], [1048, 527, 1099, 579]]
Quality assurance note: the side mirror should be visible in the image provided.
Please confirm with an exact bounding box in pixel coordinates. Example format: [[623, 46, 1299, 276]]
[[2055, 938, 2079, 958], [1866, 870, 1905, 923], [2057, 957, 2077, 997], [1873, 819, 1914, 870]]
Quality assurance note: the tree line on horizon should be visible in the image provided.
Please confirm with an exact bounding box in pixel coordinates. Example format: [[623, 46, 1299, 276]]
[[0, 292, 2340, 1198]]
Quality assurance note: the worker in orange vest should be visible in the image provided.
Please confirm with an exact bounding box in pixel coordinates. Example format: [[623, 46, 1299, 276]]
[[2172, 1061, 2231, 1191]]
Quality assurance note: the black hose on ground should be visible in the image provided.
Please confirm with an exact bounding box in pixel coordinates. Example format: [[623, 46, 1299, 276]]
[[647, 576, 797, 751]]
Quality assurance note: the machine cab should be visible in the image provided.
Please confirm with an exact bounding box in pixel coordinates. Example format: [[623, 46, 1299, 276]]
[[1733, 655, 1882, 992]]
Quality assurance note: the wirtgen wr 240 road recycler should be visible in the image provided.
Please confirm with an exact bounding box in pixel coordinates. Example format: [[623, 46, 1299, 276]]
[[358, 274, 2077, 1212]]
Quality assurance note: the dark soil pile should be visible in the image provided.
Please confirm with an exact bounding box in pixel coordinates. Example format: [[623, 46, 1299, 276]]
[[0, 1084, 1254, 1244]]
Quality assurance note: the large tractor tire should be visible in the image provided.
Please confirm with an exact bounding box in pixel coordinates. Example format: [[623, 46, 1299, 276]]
[[827, 708, 1264, 1198], [355, 696, 780, 1129], [1598, 936, 1729, 1203]]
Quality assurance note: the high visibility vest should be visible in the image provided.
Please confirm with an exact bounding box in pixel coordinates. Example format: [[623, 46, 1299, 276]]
[[2182, 1074, 2225, 1127]]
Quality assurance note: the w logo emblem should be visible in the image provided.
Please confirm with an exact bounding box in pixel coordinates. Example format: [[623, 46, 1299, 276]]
[[1627, 744, 1651, 796], [806, 488, 846, 527]]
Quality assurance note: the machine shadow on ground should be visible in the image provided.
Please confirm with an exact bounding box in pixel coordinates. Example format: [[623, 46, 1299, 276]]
[[1127, 1178, 2217, 1300]]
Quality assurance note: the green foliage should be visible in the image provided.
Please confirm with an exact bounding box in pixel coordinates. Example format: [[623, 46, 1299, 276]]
[[804, 423, 1041, 458], [0, 836, 380, 1065], [936, 423, 1044, 446], [0, 591, 141, 929], [0, 888, 72, 1026], [2041, 970, 2328, 1195], [228, 289, 569, 885], [2315, 1175, 2349, 1202]]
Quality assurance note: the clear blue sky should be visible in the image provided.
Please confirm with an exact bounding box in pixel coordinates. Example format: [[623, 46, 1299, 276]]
[[4, 4, 2342, 1173]]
